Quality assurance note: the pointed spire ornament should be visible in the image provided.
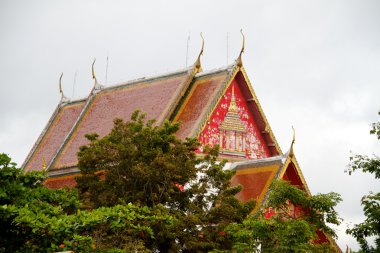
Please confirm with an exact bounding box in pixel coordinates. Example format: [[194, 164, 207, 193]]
[[92, 58, 97, 83], [59, 73, 69, 103], [237, 29, 245, 67], [92, 58, 103, 91], [194, 32, 204, 72], [59, 72, 63, 94], [289, 126, 295, 158]]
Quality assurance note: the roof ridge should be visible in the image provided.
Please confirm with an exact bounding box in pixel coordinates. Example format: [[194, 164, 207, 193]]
[[195, 63, 235, 78], [230, 155, 285, 170], [190, 63, 239, 138], [45, 64, 199, 171], [22, 104, 62, 171], [21, 98, 88, 171], [63, 97, 87, 105], [46, 91, 97, 171], [103, 66, 194, 91]]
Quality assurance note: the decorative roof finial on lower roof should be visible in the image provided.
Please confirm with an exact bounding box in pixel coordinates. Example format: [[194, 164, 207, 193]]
[[92, 58, 103, 91], [289, 126, 296, 158], [92, 58, 97, 82], [59, 73, 69, 104], [237, 29, 245, 67], [194, 32, 204, 72]]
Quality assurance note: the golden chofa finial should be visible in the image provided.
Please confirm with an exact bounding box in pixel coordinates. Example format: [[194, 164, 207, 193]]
[[58, 73, 68, 103], [195, 32, 204, 71], [92, 58, 97, 83], [59, 72, 63, 94], [91, 58, 103, 91], [289, 126, 295, 158], [237, 29, 245, 67]]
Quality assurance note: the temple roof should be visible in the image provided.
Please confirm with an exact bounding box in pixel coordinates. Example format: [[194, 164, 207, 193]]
[[174, 66, 234, 139], [23, 53, 282, 174], [21, 42, 340, 251], [231, 156, 283, 207], [53, 68, 196, 170], [230, 149, 311, 212]]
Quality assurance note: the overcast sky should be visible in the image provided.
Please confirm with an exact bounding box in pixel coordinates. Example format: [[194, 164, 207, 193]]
[[1, 0, 379, 250]]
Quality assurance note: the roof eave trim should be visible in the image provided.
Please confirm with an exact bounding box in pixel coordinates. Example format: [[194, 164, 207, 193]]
[[162, 65, 204, 123], [46, 91, 97, 171], [239, 66, 283, 155], [230, 155, 284, 170], [190, 63, 241, 139], [103, 67, 194, 92], [21, 103, 62, 171]]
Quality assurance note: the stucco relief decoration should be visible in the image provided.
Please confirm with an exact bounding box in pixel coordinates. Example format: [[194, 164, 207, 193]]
[[198, 81, 269, 159]]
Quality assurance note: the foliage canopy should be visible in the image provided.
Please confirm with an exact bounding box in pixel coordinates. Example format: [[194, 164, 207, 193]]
[[1, 110, 344, 252], [346, 112, 380, 253], [226, 180, 342, 253], [0, 152, 172, 253], [76, 111, 254, 252]]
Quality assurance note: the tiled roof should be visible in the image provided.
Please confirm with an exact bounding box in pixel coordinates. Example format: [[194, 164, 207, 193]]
[[23, 100, 85, 172], [44, 174, 77, 189], [175, 69, 232, 139], [231, 156, 283, 205], [23, 60, 282, 173], [51, 69, 193, 169]]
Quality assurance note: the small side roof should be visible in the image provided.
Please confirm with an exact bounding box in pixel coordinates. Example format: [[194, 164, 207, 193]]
[[231, 156, 284, 210], [230, 143, 312, 211], [23, 99, 86, 172]]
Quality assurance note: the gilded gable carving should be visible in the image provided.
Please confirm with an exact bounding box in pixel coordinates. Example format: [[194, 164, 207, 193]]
[[198, 81, 269, 159]]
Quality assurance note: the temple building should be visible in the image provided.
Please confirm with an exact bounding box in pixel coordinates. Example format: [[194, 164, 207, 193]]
[[22, 35, 340, 251]]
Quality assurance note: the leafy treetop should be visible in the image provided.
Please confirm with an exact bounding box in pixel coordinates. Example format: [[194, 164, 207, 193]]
[[226, 180, 342, 253], [346, 111, 380, 253], [76, 110, 254, 252]]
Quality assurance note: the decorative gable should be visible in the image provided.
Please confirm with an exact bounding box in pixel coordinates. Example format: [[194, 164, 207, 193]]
[[198, 78, 270, 159]]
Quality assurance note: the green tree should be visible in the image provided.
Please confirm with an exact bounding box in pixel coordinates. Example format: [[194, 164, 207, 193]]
[[346, 112, 380, 252], [0, 152, 78, 252], [76, 110, 254, 252], [0, 153, 172, 253], [226, 180, 342, 253]]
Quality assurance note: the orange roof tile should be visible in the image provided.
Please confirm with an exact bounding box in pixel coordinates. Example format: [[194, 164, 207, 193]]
[[175, 69, 231, 139], [52, 70, 192, 169], [44, 174, 77, 189], [231, 157, 283, 206], [23, 100, 85, 172]]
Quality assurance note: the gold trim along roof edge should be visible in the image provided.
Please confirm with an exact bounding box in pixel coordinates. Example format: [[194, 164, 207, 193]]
[[47, 89, 98, 171], [163, 61, 205, 122], [190, 63, 240, 139], [239, 149, 312, 213], [189, 60, 283, 158], [239, 66, 283, 155], [278, 152, 312, 195], [100, 67, 194, 93], [171, 66, 232, 123], [21, 99, 86, 172], [230, 155, 284, 171], [49, 65, 199, 171], [22, 103, 62, 172]]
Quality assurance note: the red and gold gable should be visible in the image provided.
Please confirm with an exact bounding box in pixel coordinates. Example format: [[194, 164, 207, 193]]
[[198, 79, 269, 159]]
